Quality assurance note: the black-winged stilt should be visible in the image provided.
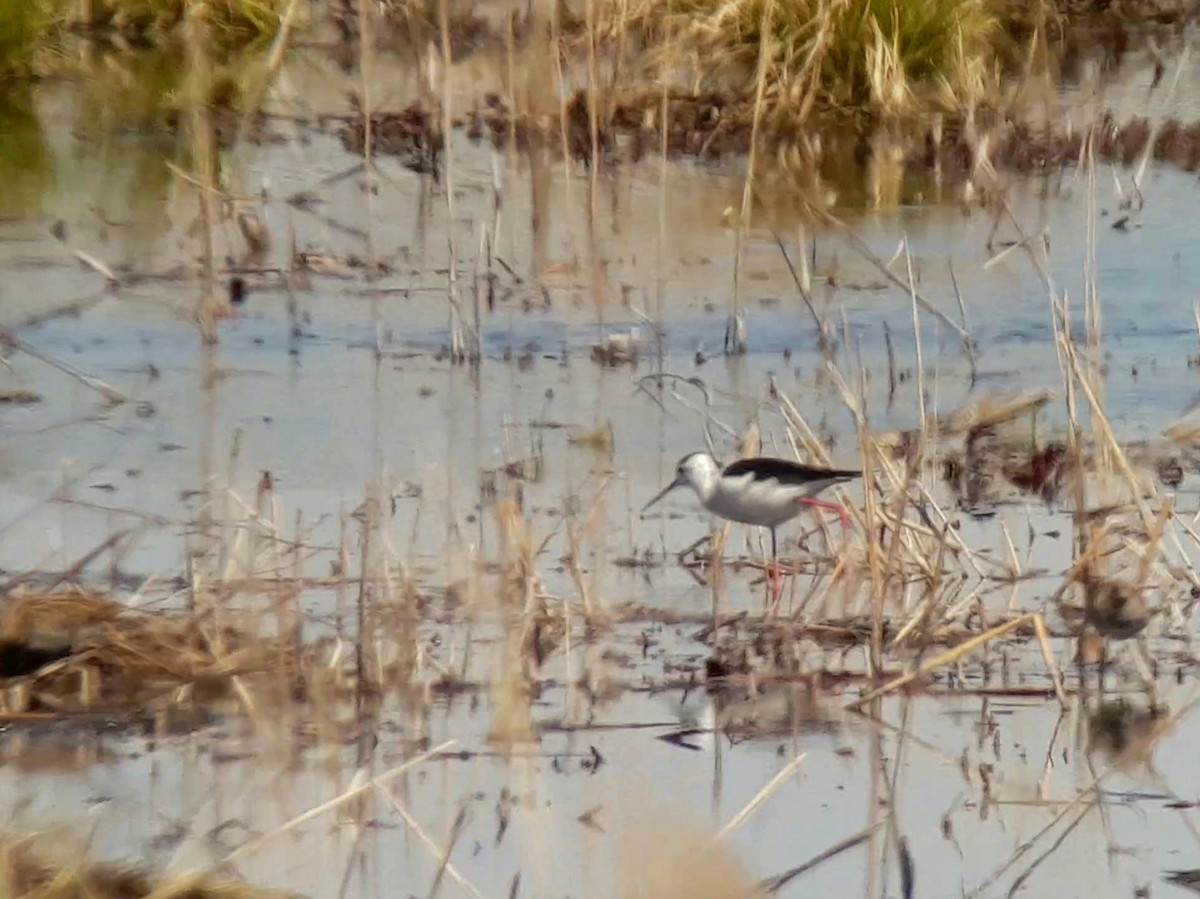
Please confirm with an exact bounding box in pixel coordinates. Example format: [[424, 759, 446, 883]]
[[642, 452, 861, 599]]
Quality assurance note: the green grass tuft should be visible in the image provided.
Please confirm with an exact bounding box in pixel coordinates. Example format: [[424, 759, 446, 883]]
[[0, 0, 284, 75], [0, 86, 55, 214], [83, 0, 287, 42], [0, 0, 61, 77]]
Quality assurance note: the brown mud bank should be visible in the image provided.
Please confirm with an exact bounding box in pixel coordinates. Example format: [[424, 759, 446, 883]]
[[342, 90, 1200, 201], [923, 111, 1200, 177]]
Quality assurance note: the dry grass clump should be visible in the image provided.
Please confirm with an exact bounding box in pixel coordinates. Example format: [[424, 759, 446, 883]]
[[72, 0, 286, 43], [0, 0, 284, 75], [0, 587, 301, 718], [0, 829, 293, 899], [617, 0, 1003, 121], [0, 588, 125, 640]]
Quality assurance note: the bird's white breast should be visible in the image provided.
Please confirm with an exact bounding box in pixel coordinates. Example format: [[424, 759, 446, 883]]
[[704, 473, 815, 528]]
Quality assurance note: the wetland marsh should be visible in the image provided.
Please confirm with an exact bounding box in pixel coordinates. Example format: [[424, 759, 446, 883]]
[[4, 3, 1200, 899]]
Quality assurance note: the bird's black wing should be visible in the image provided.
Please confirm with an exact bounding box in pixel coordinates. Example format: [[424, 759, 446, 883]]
[[722, 456, 861, 485]]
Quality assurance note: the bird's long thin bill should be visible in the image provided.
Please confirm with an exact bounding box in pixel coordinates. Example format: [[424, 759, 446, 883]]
[[641, 478, 683, 514]]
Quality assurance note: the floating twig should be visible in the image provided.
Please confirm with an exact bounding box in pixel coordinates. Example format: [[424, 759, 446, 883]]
[[0, 331, 131, 405]]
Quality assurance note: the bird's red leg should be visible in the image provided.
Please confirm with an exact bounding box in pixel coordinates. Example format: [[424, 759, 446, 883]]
[[796, 496, 851, 531], [767, 526, 783, 608]]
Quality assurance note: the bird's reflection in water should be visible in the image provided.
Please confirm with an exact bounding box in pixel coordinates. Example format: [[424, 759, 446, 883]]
[[1063, 572, 1160, 702], [662, 680, 842, 750], [710, 681, 841, 742], [1086, 698, 1172, 772]]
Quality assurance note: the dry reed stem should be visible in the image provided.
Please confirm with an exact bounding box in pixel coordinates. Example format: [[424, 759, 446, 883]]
[[1133, 496, 1173, 594], [1003, 800, 1097, 897], [773, 382, 895, 600], [652, 0, 672, 329], [878, 444, 921, 605], [818, 210, 970, 346], [1131, 45, 1191, 192], [1030, 614, 1068, 709], [815, 364, 997, 583], [964, 767, 1109, 899], [727, 0, 776, 356], [937, 388, 1054, 436], [2, 528, 143, 595], [771, 378, 834, 466], [903, 239, 926, 436], [714, 752, 806, 842], [549, 0, 575, 208], [858, 419, 886, 658], [426, 805, 469, 899], [212, 739, 456, 874], [70, 248, 120, 285], [564, 475, 615, 620], [998, 177, 1157, 591], [486, 631, 539, 749], [1059, 333, 1157, 530], [183, 3, 219, 320], [436, 0, 475, 364], [718, 422, 764, 596], [759, 822, 883, 893], [375, 783, 495, 899], [1160, 515, 1200, 590], [0, 333, 130, 405]]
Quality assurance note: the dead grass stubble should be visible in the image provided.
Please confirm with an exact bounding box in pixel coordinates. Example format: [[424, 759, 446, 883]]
[[0, 829, 294, 899], [0, 586, 313, 718], [611, 0, 1003, 122]]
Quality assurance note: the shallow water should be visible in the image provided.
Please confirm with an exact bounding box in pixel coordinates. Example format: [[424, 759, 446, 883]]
[[8, 682, 1200, 899], [2, 32, 1200, 899]]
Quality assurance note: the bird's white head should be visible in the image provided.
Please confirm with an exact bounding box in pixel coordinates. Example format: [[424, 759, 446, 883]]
[[642, 452, 722, 513], [674, 452, 722, 495]]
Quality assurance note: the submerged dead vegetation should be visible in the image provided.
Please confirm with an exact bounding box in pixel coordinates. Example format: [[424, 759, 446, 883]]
[[0, 586, 311, 722]]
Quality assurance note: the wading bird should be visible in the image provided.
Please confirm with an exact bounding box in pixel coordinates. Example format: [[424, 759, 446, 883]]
[[642, 452, 860, 599]]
